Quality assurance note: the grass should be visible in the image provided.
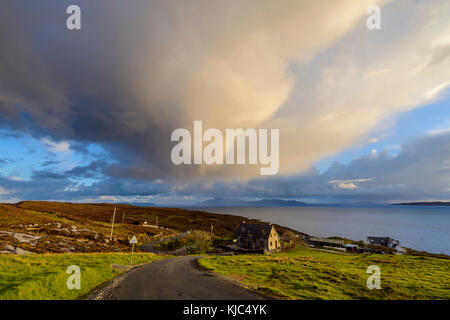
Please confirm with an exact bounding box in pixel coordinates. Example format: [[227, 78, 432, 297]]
[[0, 252, 165, 300], [155, 230, 215, 253], [198, 247, 450, 300]]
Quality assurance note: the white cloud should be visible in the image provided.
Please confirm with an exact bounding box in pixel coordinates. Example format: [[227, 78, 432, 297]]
[[424, 81, 450, 100], [329, 178, 373, 190], [41, 138, 71, 153], [7, 176, 25, 182], [429, 128, 450, 135], [269, 0, 450, 176], [0, 186, 11, 195]]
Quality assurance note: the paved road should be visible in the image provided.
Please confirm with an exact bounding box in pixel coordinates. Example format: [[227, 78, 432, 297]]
[[91, 256, 264, 300]]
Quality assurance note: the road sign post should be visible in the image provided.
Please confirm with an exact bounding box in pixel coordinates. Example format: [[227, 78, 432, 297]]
[[129, 235, 137, 264]]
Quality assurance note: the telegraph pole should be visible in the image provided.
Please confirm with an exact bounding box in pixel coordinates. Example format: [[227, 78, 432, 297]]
[[109, 206, 116, 241], [211, 222, 214, 238], [121, 210, 125, 224]]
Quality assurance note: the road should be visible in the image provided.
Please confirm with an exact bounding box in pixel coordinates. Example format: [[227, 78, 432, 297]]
[[90, 256, 264, 300]]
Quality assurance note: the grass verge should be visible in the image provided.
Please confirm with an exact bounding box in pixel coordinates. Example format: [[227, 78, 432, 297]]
[[0, 252, 165, 300], [198, 247, 450, 300]]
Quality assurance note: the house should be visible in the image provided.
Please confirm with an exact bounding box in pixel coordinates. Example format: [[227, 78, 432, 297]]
[[366, 236, 400, 248], [142, 221, 159, 229], [236, 222, 281, 253], [306, 237, 345, 249]]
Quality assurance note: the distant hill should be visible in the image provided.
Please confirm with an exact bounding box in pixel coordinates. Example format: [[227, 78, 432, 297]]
[[197, 198, 308, 207], [118, 202, 155, 207], [394, 202, 450, 206]]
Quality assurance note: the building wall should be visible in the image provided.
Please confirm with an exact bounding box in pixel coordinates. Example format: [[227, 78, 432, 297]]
[[267, 229, 280, 251], [237, 227, 281, 252]]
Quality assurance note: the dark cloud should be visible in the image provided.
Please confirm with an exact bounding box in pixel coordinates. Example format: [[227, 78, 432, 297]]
[[1, 132, 448, 204], [0, 158, 13, 165], [42, 160, 62, 167], [31, 170, 67, 181], [0, 1, 177, 180], [65, 160, 106, 178], [0, 1, 449, 203]]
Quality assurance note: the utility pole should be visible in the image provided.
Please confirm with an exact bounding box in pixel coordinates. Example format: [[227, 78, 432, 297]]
[[155, 215, 158, 227], [211, 222, 214, 238], [121, 210, 125, 224], [109, 206, 116, 242]]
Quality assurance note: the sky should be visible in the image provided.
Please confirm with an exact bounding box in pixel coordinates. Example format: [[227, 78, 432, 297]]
[[0, 0, 450, 205]]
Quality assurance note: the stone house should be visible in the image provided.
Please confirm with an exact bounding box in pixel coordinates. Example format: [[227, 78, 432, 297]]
[[236, 222, 281, 252]]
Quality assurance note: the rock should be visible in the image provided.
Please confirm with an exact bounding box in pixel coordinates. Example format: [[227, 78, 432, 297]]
[[0, 244, 35, 255], [0, 231, 42, 245]]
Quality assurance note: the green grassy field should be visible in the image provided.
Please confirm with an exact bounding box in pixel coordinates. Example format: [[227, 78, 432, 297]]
[[199, 247, 450, 300], [0, 252, 165, 300]]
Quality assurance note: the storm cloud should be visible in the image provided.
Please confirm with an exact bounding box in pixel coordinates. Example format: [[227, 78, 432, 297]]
[[0, 1, 450, 203]]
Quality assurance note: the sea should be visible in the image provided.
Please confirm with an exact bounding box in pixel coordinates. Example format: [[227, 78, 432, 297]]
[[199, 206, 450, 255]]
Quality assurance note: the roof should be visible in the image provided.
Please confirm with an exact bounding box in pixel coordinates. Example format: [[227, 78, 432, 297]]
[[307, 237, 345, 245], [237, 223, 274, 240], [367, 236, 392, 244]]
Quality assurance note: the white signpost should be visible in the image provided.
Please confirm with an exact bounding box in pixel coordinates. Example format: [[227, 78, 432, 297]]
[[129, 235, 138, 264]]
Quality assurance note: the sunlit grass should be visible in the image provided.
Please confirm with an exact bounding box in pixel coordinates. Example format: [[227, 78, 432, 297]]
[[199, 247, 450, 300], [0, 252, 165, 300]]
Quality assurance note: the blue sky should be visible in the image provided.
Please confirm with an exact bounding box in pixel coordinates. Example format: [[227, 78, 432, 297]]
[[0, 1, 450, 205], [314, 96, 450, 172]]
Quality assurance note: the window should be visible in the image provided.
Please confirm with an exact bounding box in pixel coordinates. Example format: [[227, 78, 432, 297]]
[[270, 242, 272, 247], [275, 240, 278, 248]]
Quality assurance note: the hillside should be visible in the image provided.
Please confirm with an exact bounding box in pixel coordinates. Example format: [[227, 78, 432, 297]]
[[0, 201, 301, 254], [394, 202, 450, 206]]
